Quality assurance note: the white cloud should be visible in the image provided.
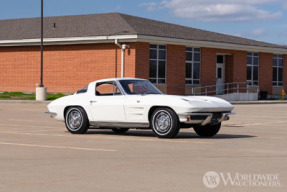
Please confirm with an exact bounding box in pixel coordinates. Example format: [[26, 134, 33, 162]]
[[160, 0, 283, 21], [140, 2, 158, 11]]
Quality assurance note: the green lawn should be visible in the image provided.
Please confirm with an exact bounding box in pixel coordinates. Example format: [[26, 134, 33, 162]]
[[0, 92, 67, 100]]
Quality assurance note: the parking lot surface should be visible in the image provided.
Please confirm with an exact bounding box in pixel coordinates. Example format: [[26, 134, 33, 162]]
[[0, 102, 286, 192]]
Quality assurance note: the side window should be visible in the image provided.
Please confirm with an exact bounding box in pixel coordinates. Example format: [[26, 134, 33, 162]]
[[76, 84, 88, 94], [96, 82, 122, 96]]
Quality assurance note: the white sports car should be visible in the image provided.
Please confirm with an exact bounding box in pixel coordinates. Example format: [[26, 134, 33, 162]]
[[47, 78, 234, 138]]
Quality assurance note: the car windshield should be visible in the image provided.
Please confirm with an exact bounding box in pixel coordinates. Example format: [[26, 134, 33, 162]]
[[119, 79, 163, 95]]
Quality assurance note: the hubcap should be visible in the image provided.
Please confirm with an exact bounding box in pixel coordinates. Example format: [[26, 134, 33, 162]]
[[68, 110, 82, 130], [154, 111, 171, 133]]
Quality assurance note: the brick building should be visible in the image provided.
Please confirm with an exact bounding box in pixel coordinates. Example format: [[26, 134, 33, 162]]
[[0, 13, 286, 96]]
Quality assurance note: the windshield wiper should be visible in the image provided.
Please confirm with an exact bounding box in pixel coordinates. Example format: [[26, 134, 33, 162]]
[[141, 91, 161, 95]]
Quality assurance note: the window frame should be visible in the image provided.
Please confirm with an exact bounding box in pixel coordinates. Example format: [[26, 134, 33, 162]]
[[247, 52, 259, 86], [185, 47, 201, 85], [272, 54, 284, 87], [95, 81, 122, 96], [149, 44, 167, 84]]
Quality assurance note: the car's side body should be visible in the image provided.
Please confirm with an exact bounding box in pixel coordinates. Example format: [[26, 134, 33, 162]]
[[47, 78, 234, 138]]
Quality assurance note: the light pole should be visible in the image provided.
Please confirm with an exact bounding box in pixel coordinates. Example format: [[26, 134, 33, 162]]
[[36, 0, 47, 100], [40, 0, 43, 87]]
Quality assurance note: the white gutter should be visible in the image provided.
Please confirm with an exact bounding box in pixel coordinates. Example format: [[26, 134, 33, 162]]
[[0, 34, 286, 54], [0, 35, 137, 47], [115, 39, 130, 78]]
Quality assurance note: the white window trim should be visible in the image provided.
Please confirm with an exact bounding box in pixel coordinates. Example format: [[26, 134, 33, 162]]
[[272, 54, 284, 87], [149, 44, 167, 84], [247, 52, 259, 86], [185, 47, 201, 85]]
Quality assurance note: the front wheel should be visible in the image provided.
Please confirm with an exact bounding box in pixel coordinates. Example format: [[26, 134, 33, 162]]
[[65, 107, 89, 134], [151, 108, 180, 138], [193, 123, 221, 137]]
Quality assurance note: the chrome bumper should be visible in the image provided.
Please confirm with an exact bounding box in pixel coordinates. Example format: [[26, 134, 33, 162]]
[[178, 112, 235, 126], [45, 112, 57, 118]]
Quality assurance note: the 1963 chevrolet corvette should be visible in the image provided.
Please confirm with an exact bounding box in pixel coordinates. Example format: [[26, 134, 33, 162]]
[[47, 78, 234, 138]]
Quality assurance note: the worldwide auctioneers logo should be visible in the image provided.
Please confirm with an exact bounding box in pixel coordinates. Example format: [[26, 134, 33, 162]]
[[203, 171, 281, 189]]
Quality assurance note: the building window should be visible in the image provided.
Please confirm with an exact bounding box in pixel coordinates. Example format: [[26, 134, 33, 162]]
[[149, 44, 166, 84], [247, 52, 259, 85], [273, 54, 284, 87], [185, 47, 201, 85]]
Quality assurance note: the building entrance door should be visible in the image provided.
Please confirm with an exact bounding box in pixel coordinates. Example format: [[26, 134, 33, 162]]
[[216, 55, 225, 95]]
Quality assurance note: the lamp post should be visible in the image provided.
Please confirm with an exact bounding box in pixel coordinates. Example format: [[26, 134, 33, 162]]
[[40, 0, 44, 87], [36, 0, 47, 100]]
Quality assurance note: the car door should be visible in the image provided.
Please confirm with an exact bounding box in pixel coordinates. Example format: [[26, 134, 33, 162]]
[[89, 81, 126, 122], [121, 82, 149, 123], [124, 95, 148, 123]]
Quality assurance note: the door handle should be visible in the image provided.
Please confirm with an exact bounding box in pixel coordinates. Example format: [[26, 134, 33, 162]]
[[90, 101, 97, 104]]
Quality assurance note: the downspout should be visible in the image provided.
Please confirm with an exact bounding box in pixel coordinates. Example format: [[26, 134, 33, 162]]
[[115, 39, 129, 78]]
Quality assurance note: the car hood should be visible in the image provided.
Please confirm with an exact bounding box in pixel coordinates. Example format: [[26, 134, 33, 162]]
[[143, 94, 234, 112], [180, 95, 233, 110]]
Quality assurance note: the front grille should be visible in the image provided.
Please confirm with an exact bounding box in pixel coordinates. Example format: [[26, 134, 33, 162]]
[[189, 115, 207, 120], [211, 113, 222, 124]]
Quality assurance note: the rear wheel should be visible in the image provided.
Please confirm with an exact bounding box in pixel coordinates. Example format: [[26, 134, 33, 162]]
[[193, 123, 221, 137], [65, 107, 89, 134], [112, 128, 129, 134], [151, 108, 180, 138]]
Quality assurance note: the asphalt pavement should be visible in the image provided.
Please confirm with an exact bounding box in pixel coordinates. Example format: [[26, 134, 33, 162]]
[[0, 102, 286, 192]]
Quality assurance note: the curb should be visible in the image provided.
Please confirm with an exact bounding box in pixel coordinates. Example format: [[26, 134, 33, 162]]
[[0, 100, 51, 104], [231, 101, 287, 105]]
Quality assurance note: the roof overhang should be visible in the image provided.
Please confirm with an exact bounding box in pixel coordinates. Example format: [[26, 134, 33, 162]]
[[0, 34, 286, 54], [136, 35, 287, 54]]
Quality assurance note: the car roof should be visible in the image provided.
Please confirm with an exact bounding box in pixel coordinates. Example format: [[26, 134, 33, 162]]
[[91, 77, 145, 84]]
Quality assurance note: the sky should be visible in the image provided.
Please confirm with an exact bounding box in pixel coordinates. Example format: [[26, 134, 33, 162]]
[[0, 0, 286, 45]]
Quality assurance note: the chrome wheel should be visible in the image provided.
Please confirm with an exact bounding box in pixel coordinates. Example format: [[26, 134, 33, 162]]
[[151, 108, 180, 138], [153, 110, 172, 135], [67, 109, 83, 131], [65, 107, 89, 134]]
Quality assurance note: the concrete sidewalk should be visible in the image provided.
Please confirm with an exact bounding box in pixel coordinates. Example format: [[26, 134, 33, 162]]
[[230, 100, 287, 105]]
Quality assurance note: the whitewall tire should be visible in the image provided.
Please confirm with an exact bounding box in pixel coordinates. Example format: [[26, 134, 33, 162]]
[[151, 108, 180, 138], [65, 107, 89, 134]]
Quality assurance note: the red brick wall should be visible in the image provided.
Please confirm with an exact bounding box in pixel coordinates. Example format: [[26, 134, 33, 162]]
[[0, 42, 281, 96], [284, 55, 287, 92], [0, 46, 40, 92], [259, 53, 272, 94], [201, 48, 247, 94], [225, 55, 234, 83], [232, 51, 247, 83], [201, 48, 247, 84], [134, 42, 149, 79], [201, 48, 217, 85], [0, 43, 136, 93], [166, 45, 185, 95]]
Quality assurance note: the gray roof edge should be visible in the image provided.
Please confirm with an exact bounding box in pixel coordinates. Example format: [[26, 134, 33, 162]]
[[136, 35, 287, 54], [116, 13, 285, 49], [0, 12, 120, 21], [136, 34, 287, 50], [117, 13, 137, 34]]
